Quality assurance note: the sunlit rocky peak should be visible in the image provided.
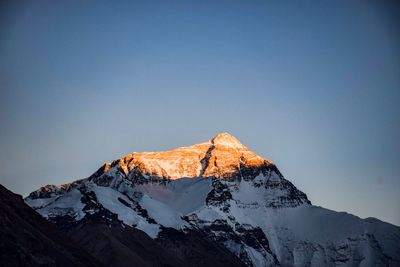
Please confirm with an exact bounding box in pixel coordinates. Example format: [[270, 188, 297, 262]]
[[210, 132, 248, 150], [100, 132, 271, 180]]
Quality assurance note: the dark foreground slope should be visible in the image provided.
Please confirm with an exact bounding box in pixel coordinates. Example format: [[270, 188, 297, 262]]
[[0, 183, 245, 267], [0, 184, 102, 267], [63, 218, 246, 267]]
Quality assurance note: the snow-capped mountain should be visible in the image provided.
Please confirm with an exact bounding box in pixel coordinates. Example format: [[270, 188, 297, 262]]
[[26, 133, 400, 267]]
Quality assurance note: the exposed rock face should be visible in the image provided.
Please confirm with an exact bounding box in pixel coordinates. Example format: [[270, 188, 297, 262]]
[[0, 185, 102, 267], [25, 133, 400, 267], [89, 132, 271, 181]]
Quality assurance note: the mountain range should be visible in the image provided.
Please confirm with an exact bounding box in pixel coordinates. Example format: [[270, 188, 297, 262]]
[[2, 132, 399, 267]]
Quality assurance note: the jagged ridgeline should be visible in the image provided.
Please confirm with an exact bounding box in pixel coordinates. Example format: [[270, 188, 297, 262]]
[[26, 133, 400, 267]]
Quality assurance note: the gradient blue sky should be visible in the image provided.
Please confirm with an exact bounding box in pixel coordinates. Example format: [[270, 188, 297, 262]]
[[0, 0, 399, 225]]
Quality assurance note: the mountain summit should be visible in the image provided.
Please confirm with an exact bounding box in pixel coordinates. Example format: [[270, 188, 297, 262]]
[[87, 132, 271, 181], [210, 132, 248, 149], [25, 133, 400, 267]]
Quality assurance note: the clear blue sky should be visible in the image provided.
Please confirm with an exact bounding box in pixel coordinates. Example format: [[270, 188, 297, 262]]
[[0, 0, 399, 225]]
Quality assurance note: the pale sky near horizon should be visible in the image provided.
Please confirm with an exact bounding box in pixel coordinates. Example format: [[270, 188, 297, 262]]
[[0, 0, 399, 225]]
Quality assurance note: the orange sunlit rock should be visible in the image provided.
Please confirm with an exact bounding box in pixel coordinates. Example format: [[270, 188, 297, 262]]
[[107, 132, 271, 179]]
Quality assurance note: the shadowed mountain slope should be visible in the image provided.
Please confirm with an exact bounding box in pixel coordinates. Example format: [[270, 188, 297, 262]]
[[0, 184, 102, 267]]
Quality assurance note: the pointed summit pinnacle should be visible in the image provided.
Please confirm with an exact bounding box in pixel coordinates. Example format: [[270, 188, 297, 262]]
[[210, 132, 247, 150]]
